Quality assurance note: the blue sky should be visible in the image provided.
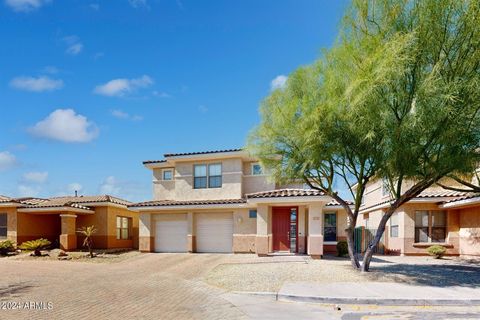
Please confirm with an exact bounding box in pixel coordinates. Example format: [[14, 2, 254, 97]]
[[0, 0, 348, 202]]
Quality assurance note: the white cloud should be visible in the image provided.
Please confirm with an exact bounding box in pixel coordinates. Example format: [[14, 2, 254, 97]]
[[100, 176, 120, 195], [17, 184, 40, 197], [129, 0, 148, 9], [270, 75, 288, 91], [10, 76, 63, 92], [152, 90, 170, 98], [0, 151, 17, 171], [29, 109, 99, 143], [111, 109, 143, 121], [5, 0, 51, 12], [23, 171, 48, 183], [63, 35, 83, 55], [94, 75, 153, 97]]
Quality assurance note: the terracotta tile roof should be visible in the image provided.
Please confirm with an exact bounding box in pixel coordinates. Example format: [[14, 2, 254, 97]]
[[246, 189, 325, 199], [0, 195, 131, 210], [130, 198, 247, 208], [326, 199, 354, 206], [164, 148, 243, 158], [143, 159, 167, 165], [443, 193, 480, 204], [0, 195, 13, 203]]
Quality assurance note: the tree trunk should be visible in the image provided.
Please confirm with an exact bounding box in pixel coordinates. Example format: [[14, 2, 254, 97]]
[[346, 226, 360, 269], [361, 208, 393, 272]]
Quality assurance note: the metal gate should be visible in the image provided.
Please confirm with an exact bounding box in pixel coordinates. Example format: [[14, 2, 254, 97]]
[[354, 227, 385, 255]]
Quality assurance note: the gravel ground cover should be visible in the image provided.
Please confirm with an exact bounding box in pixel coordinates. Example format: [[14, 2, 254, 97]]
[[5, 249, 141, 263], [205, 255, 480, 292]]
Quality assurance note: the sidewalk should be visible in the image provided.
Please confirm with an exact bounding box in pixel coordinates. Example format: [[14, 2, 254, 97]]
[[277, 282, 480, 306]]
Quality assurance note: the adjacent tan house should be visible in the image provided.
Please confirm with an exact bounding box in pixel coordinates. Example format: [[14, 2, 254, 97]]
[[0, 195, 138, 251], [359, 179, 480, 257], [129, 149, 350, 257]]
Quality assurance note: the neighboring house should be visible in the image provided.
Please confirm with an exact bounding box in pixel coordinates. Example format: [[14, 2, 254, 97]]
[[359, 178, 480, 257], [129, 149, 350, 257], [0, 195, 138, 251]]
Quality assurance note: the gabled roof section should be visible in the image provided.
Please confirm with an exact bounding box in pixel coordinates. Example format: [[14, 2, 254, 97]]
[[0, 195, 13, 203], [246, 189, 325, 199], [164, 148, 243, 158], [0, 195, 131, 210], [129, 198, 246, 208]]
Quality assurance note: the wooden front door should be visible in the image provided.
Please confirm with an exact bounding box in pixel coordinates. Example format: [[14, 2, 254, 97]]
[[272, 207, 292, 251]]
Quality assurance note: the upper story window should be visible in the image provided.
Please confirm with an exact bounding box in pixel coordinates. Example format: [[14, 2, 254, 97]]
[[251, 163, 263, 175], [194, 163, 222, 189], [0, 213, 7, 238], [162, 169, 173, 181], [382, 178, 390, 197]]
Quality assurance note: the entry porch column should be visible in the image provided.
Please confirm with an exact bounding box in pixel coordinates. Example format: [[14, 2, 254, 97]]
[[255, 204, 269, 256], [60, 214, 77, 251], [307, 203, 323, 258]]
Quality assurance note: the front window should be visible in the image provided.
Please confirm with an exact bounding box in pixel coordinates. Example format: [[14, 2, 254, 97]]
[[0, 213, 7, 238], [194, 165, 207, 189], [194, 164, 222, 189], [324, 212, 337, 242], [162, 169, 173, 181], [208, 164, 222, 188], [116, 216, 131, 240], [415, 211, 446, 243], [252, 163, 263, 175], [390, 213, 399, 237]]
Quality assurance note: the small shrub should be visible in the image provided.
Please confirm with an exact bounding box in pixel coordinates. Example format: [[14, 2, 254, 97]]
[[19, 238, 51, 256], [427, 245, 446, 259], [77, 225, 97, 258], [336, 240, 348, 257], [0, 239, 16, 255]]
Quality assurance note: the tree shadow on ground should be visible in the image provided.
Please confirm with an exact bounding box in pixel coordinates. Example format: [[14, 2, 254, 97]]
[[0, 282, 35, 298], [370, 263, 480, 288], [323, 255, 394, 263]]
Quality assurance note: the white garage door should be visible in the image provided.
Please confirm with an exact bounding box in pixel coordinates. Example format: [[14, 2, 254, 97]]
[[155, 214, 188, 253], [196, 213, 233, 253]]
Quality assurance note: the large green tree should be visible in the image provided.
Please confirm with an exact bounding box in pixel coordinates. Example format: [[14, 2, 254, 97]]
[[249, 0, 480, 272]]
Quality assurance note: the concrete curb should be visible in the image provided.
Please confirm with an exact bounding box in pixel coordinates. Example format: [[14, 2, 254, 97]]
[[277, 293, 480, 306]]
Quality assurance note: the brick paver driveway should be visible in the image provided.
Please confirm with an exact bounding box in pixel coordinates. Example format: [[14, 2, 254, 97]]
[[0, 253, 247, 320]]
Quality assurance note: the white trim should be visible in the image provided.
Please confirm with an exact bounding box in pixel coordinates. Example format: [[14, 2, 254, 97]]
[[323, 241, 338, 245], [0, 203, 22, 208], [17, 207, 94, 214], [440, 197, 480, 209], [59, 214, 77, 218], [73, 202, 129, 209], [359, 196, 463, 214], [243, 174, 269, 177]]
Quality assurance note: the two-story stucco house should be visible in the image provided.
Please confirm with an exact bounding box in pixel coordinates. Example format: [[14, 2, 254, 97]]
[[359, 178, 480, 257], [129, 149, 350, 257]]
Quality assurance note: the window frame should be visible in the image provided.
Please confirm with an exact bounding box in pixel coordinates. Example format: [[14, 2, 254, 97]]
[[323, 212, 337, 243], [116, 216, 132, 240], [382, 178, 390, 197], [414, 210, 447, 243], [0, 213, 7, 239], [193, 163, 222, 189], [251, 163, 263, 176], [390, 212, 399, 238], [162, 169, 173, 181]]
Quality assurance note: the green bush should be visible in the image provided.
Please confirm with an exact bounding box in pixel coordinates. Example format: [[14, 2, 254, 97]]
[[19, 238, 51, 256], [427, 245, 446, 259], [336, 240, 348, 257], [0, 239, 16, 255]]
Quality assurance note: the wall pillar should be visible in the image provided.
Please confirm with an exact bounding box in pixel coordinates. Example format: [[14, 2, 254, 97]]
[[307, 203, 323, 258], [298, 206, 307, 254], [255, 204, 269, 256], [59, 214, 77, 251], [139, 213, 154, 252], [187, 211, 195, 253]]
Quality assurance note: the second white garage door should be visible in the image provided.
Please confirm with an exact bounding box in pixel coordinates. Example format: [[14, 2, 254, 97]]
[[196, 213, 233, 253], [155, 214, 188, 253]]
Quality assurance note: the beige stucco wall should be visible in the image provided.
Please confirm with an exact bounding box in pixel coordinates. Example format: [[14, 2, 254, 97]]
[[153, 158, 244, 201], [457, 206, 480, 256], [242, 176, 276, 195]]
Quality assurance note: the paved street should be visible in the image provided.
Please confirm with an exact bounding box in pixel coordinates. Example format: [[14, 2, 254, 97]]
[[0, 253, 479, 319]]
